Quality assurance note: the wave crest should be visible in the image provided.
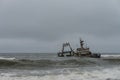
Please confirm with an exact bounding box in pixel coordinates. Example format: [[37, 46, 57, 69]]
[[0, 58, 120, 69]]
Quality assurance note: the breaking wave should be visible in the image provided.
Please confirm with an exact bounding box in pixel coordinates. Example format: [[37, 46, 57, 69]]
[[0, 66, 120, 80], [0, 57, 16, 60], [0, 57, 120, 69], [101, 54, 120, 58], [0, 59, 94, 68]]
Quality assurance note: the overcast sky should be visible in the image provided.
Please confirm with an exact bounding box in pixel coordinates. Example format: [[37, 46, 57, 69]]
[[0, 0, 120, 53]]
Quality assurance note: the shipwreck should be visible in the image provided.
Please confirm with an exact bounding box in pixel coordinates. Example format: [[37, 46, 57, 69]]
[[58, 39, 101, 58]]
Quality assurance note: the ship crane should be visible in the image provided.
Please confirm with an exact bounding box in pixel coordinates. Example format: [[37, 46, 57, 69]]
[[58, 42, 74, 57]]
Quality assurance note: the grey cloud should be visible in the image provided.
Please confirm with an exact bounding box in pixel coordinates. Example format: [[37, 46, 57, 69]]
[[0, 0, 120, 53]]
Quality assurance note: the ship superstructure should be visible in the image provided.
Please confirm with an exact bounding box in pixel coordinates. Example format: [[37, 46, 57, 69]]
[[58, 39, 101, 58]]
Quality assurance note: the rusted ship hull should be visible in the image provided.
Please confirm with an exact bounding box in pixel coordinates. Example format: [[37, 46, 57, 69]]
[[57, 52, 101, 58]]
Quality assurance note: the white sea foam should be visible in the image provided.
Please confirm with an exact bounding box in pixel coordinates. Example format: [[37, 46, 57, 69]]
[[0, 67, 120, 80], [0, 57, 16, 60], [101, 54, 120, 59]]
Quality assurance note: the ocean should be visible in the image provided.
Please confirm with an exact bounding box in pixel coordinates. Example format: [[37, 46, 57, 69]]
[[0, 53, 120, 80]]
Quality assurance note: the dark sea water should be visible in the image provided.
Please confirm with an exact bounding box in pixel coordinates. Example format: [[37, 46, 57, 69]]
[[0, 53, 120, 80]]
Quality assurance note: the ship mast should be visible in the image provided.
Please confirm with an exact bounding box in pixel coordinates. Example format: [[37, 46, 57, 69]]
[[80, 38, 84, 49]]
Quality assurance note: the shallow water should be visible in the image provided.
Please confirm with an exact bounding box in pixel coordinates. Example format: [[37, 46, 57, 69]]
[[0, 53, 120, 80]]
